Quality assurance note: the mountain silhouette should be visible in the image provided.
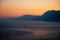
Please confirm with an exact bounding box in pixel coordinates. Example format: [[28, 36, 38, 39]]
[[16, 15, 40, 21], [1, 10, 60, 22], [16, 10, 60, 22], [41, 10, 60, 22]]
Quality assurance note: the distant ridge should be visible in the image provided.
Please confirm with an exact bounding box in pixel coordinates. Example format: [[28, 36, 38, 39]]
[[16, 10, 60, 22], [0, 10, 60, 22], [16, 15, 40, 21]]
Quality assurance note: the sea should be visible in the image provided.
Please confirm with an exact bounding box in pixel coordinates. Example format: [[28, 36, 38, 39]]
[[0, 21, 60, 40]]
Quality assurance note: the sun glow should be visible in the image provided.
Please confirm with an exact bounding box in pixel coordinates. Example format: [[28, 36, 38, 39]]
[[0, 0, 60, 18]]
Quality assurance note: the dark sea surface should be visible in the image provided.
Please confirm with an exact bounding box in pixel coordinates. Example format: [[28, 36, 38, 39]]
[[0, 21, 60, 40]]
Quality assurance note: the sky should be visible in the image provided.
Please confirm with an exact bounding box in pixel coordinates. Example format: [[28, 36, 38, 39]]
[[0, 0, 60, 18]]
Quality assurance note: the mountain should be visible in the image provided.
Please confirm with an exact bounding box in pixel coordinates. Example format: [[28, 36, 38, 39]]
[[16, 15, 41, 21], [16, 10, 60, 22], [0, 10, 60, 22], [41, 10, 60, 22]]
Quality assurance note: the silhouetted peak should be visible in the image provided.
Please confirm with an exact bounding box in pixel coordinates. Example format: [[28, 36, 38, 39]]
[[42, 10, 60, 22], [42, 10, 60, 16], [1, 10, 60, 22]]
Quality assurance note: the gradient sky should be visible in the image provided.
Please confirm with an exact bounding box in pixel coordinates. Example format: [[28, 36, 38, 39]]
[[0, 0, 60, 18]]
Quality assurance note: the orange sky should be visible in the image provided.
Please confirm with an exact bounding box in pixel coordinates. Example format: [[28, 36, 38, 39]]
[[0, 0, 60, 18]]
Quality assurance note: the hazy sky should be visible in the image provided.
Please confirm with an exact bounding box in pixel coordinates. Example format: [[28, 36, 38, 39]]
[[0, 0, 60, 18]]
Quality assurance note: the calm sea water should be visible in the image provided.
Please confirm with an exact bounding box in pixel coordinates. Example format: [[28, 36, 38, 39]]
[[0, 21, 60, 40]]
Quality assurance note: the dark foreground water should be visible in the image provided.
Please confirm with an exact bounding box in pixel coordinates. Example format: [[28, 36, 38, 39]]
[[0, 21, 60, 40]]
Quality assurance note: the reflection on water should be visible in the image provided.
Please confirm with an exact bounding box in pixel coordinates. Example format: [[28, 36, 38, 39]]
[[0, 21, 60, 40]]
